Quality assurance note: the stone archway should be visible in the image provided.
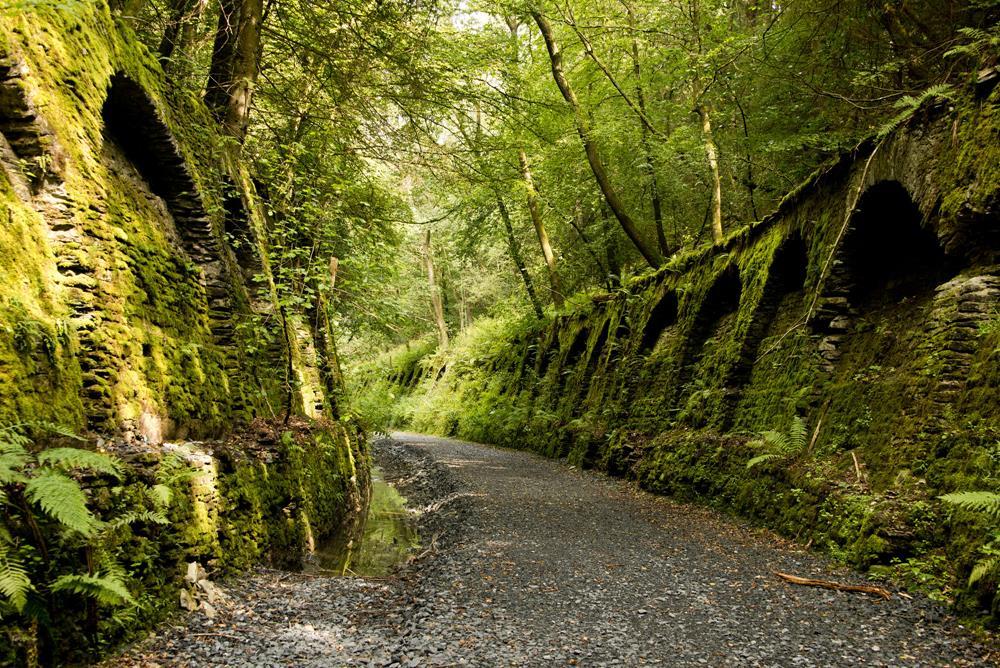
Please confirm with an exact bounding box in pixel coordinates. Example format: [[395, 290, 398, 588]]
[[102, 73, 236, 346]]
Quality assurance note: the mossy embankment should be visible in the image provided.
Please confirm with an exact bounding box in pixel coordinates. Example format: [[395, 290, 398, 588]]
[[1, 3, 366, 662], [353, 90, 1000, 620], [58, 418, 366, 665]]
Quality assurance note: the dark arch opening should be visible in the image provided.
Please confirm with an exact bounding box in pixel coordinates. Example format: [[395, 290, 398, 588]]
[[674, 265, 742, 401], [536, 342, 559, 381], [103, 74, 200, 224], [222, 180, 260, 282], [639, 291, 678, 354], [556, 326, 590, 396], [102, 73, 234, 343], [578, 319, 610, 403], [722, 235, 808, 424], [564, 327, 590, 369], [842, 181, 954, 308]]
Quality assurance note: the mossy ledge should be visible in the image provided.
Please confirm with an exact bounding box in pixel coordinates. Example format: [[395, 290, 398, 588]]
[[0, 3, 367, 661], [355, 88, 1000, 621]]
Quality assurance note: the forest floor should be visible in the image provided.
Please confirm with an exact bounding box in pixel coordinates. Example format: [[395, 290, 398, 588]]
[[110, 433, 995, 667]]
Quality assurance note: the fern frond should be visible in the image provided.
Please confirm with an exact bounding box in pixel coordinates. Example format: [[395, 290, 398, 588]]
[[891, 84, 955, 110], [25, 470, 98, 536], [788, 416, 808, 451], [969, 556, 1000, 586], [878, 85, 955, 139], [0, 423, 31, 450], [155, 453, 197, 487], [29, 421, 84, 442], [939, 491, 1000, 519], [51, 572, 132, 605], [147, 483, 172, 509], [746, 453, 783, 470], [760, 430, 789, 451], [0, 544, 32, 613], [0, 437, 28, 455], [104, 510, 169, 531], [0, 449, 30, 485], [38, 447, 122, 479], [945, 26, 999, 58]]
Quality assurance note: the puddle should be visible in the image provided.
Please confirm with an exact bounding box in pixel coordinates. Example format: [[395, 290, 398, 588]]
[[304, 467, 419, 577]]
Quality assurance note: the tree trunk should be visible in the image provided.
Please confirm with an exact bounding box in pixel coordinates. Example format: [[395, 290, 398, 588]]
[[732, 91, 759, 219], [159, 0, 206, 65], [423, 229, 449, 348], [688, 0, 724, 245], [205, 0, 263, 142], [518, 148, 564, 308], [569, 200, 610, 285], [697, 103, 724, 245], [496, 194, 544, 318], [505, 19, 565, 306], [531, 10, 662, 269], [601, 205, 622, 288], [623, 0, 670, 256]]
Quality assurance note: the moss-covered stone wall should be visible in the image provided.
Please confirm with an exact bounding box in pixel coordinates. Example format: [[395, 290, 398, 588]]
[[0, 2, 341, 437], [359, 91, 1000, 615], [0, 4, 368, 660]]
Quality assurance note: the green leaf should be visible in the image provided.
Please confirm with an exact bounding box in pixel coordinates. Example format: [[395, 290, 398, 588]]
[[760, 430, 788, 451], [147, 483, 172, 509], [29, 421, 84, 442], [0, 541, 31, 613], [0, 423, 31, 450], [939, 491, 1000, 519], [38, 447, 122, 479], [105, 510, 169, 530], [25, 470, 98, 536], [51, 572, 132, 606], [789, 416, 808, 451], [0, 450, 30, 486], [969, 556, 1000, 586], [746, 453, 783, 470]]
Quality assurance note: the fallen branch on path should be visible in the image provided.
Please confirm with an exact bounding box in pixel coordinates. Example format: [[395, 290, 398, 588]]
[[774, 572, 891, 600], [417, 492, 484, 514], [190, 632, 244, 641], [408, 532, 441, 563]]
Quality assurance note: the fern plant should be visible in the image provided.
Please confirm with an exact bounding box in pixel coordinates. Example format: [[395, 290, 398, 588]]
[[0, 422, 171, 665], [746, 415, 808, 470], [876, 84, 956, 139], [939, 491, 1000, 586], [944, 26, 1000, 61]]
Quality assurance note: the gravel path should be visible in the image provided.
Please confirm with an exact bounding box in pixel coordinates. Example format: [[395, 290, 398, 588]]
[[110, 433, 995, 667]]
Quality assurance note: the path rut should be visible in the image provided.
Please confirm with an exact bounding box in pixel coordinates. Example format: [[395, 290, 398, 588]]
[[112, 433, 994, 667]]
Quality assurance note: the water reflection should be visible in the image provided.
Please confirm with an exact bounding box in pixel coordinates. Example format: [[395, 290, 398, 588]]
[[305, 467, 419, 577]]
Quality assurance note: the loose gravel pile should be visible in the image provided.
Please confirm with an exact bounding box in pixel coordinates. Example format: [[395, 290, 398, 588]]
[[109, 433, 995, 667]]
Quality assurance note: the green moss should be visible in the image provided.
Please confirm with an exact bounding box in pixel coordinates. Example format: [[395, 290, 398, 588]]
[[0, 1, 314, 433]]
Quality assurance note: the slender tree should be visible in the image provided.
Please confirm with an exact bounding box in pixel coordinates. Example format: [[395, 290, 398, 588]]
[[688, 0, 725, 245], [531, 9, 663, 269], [158, 0, 206, 65], [496, 194, 545, 318], [622, 0, 670, 255], [423, 229, 450, 348], [205, 0, 263, 142], [518, 149, 564, 308]]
